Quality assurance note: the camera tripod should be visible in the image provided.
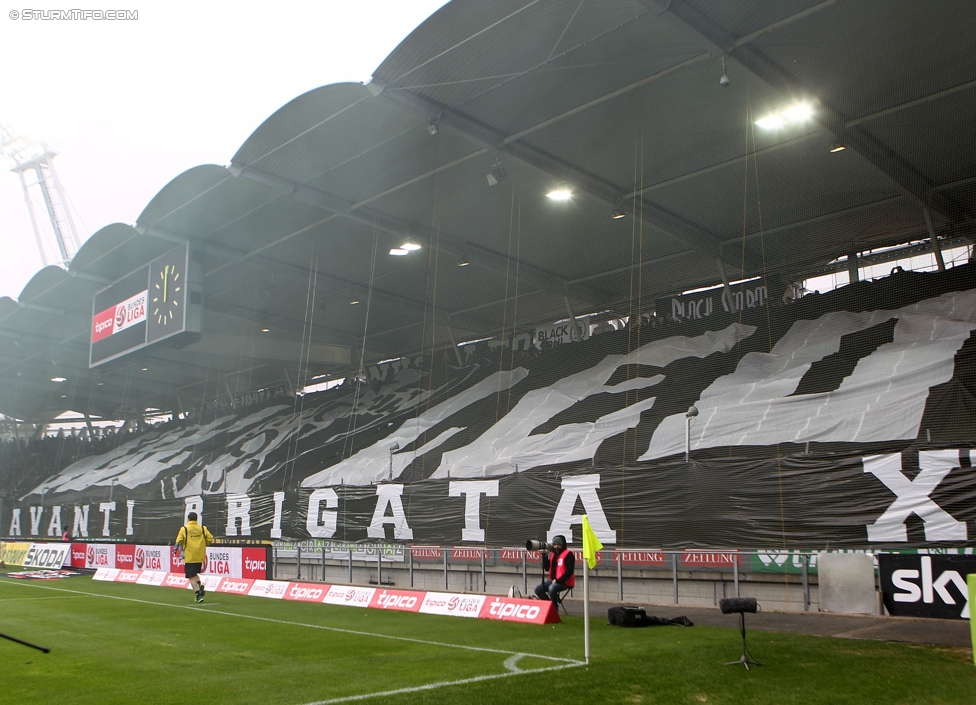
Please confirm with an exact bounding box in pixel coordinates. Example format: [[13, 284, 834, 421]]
[[725, 612, 762, 670]]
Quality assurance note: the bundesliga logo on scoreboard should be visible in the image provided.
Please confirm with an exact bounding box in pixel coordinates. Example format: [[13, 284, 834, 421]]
[[115, 295, 146, 328], [92, 290, 148, 342]]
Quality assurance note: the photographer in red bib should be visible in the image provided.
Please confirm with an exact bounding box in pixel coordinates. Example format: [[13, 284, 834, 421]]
[[533, 534, 575, 602]]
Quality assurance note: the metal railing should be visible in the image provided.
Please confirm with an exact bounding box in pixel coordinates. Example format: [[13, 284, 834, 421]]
[[272, 545, 819, 612]]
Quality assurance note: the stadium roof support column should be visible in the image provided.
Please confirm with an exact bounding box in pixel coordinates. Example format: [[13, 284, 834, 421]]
[[847, 249, 860, 283], [445, 322, 464, 367], [923, 208, 947, 272], [83, 412, 95, 440], [283, 367, 295, 397], [716, 259, 737, 313], [564, 296, 582, 342]]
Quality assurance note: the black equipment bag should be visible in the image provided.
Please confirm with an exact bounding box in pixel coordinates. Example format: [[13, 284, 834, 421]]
[[607, 605, 649, 627]]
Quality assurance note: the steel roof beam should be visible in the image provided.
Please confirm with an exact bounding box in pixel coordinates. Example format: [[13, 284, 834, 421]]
[[645, 0, 972, 226], [374, 84, 760, 271], [139, 221, 494, 338], [232, 164, 609, 309]]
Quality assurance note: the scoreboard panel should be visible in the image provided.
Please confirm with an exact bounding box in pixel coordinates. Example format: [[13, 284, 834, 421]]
[[89, 244, 201, 367]]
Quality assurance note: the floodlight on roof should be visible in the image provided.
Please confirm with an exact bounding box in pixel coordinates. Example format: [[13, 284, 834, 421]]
[[755, 115, 785, 129], [51, 376, 66, 383], [611, 210, 626, 220], [389, 248, 409, 256], [781, 103, 813, 121], [829, 143, 847, 153], [546, 187, 572, 201], [756, 102, 813, 129], [486, 162, 507, 187], [401, 242, 421, 251], [458, 258, 470, 267]]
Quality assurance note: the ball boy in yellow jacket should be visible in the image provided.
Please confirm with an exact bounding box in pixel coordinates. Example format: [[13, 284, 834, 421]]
[[175, 512, 214, 603]]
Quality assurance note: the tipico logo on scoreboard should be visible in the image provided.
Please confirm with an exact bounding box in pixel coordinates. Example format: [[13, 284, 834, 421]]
[[92, 290, 147, 342]]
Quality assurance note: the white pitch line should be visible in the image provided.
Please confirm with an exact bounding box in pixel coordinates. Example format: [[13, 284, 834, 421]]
[[0, 594, 88, 602], [300, 662, 583, 705], [2, 579, 585, 667]]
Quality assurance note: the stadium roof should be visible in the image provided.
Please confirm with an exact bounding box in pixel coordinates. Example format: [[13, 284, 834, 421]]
[[1, 0, 974, 422]]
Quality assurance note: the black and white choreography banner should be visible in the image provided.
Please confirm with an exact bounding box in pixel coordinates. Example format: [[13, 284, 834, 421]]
[[5, 447, 975, 548], [6, 266, 976, 548]]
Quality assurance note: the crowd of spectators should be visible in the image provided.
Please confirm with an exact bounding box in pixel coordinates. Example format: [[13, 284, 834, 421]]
[[0, 428, 144, 501]]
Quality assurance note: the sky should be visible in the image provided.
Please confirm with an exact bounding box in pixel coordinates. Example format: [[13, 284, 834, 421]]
[[0, 0, 449, 299]]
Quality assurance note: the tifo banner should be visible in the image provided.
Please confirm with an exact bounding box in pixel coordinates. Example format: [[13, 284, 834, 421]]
[[5, 448, 975, 548], [7, 265, 976, 550], [656, 275, 778, 324], [91, 570, 560, 624]]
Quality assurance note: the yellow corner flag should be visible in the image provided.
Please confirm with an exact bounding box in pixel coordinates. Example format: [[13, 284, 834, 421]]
[[582, 514, 603, 570]]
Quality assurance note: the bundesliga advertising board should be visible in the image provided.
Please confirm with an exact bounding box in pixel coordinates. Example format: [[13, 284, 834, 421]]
[[90, 570, 561, 625], [65, 542, 270, 580]]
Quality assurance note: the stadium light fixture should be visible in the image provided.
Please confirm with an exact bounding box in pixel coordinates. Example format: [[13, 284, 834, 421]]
[[755, 102, 813, 130], [781, 103, 813, 122], [51, 376, 66, 383], [546, 187, 572, 201], [829, 143, 847, 153], [349, 299, 360, 305], [486, 162, 507, 187], [260, 327, 270, 333], [755, 115, 785, 129], [390, 242, 421, 256]]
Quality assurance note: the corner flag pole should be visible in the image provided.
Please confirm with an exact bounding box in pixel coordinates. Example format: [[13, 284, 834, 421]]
[[581, 514, 603, 664], [584, 555, 591, 663]]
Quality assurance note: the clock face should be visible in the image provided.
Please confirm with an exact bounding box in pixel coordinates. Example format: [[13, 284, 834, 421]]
[[146, 246, 190, 345], [152, 263, 182, 326]]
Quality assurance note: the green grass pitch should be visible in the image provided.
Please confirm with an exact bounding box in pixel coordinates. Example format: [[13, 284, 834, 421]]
[[0, 571, 971, 704]]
